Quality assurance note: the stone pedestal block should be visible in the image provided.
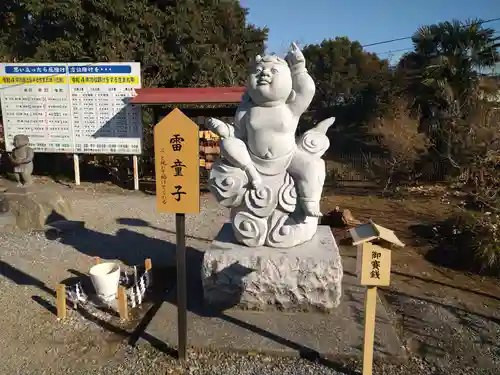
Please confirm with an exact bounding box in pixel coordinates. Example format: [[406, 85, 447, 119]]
[[0, 186, 72, 231], [202, 224, 343, 312]]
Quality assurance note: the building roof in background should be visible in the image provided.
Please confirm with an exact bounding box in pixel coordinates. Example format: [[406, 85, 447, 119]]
[[130, 87, 246, 105]]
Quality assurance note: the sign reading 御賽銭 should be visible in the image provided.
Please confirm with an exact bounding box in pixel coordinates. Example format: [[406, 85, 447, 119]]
[[154, 108, 200, 214], [0, 62, 142, 154], [356, 242, 391, 287], [350, 221, 404, 287]]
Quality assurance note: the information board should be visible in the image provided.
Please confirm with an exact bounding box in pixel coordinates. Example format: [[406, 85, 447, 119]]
[[0, 62, 142, 154]]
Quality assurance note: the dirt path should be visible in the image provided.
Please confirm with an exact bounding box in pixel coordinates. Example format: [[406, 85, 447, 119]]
[[322, 190, 500, 370]]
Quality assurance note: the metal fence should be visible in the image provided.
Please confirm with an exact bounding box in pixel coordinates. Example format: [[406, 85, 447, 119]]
[[199, 153, 459, 189], [326, 154, 458, 185]]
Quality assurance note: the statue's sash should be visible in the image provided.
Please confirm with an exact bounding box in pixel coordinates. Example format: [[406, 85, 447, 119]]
[[249, 147, 295, 176]]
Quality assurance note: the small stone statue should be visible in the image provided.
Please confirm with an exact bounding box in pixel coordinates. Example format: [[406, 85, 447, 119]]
[[209, 42, 335, 248], [9, 134, 34, 187]]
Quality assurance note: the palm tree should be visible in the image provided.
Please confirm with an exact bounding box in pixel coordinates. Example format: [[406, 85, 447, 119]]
[[398, 19, 500, 167]]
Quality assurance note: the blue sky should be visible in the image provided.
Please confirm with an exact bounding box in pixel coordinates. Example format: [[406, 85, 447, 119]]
[[240, 0, 500, 67]]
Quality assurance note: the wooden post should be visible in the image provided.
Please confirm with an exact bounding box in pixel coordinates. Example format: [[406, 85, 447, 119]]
[[349, 223, 405, 375], [73, 154, 80, 186], [56, 284, 67, 320], [117, 286, 128, 321], [154, 108, 200, 362], [176, 213, 187, 361], [145, 258, 153, 286], [132, 155, 139, 191], [362, 286, 378, 375]]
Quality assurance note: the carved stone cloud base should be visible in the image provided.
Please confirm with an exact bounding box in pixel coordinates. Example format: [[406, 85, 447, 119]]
[[202, 224, 343, 312]]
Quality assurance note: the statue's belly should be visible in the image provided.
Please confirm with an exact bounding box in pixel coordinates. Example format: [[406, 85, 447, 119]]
[[13, 151, 27, 160], [249, 131, 295, 159]]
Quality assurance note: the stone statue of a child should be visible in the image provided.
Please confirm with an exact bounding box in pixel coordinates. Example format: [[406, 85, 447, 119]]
[[9, 134, 34, 186], [208, 42, 329, 217]]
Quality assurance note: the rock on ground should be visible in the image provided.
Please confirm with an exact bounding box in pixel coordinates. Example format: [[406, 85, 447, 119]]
[[0, 185, 72, 230]]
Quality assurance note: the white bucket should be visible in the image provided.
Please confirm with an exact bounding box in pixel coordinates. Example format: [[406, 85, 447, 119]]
[[89, 262, 121, 302]]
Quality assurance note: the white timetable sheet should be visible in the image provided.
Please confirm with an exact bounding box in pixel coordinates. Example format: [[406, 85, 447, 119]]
[[0, 62, 142, 154]]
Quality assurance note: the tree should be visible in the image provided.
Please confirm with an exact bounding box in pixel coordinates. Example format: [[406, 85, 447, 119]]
[[301, 37, 393, 155], [369, 98, 430, 188], [303, 37, 391, 156], [302, 37, 390, 112], [398, 19, 500, 167], [0, 0, 267, 179], [451, 99, 500, 189], [0, 0, 268, 88]]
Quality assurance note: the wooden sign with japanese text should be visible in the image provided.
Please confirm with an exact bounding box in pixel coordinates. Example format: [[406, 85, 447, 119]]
[[154, 108, 200, 213], [356, 242, 391, 287]]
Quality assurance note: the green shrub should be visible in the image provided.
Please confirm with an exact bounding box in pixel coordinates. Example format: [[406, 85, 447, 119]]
[[433, 210, 500, 274], [462, 211, 500, 272]]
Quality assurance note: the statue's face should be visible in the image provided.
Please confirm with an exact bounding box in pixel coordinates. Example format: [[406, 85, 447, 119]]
[[247, 57, 292, 105], [13, 135, 28, 148]]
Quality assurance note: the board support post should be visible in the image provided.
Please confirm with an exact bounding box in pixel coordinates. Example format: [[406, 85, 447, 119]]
[[176, 213, 187, 361], [362, 286, 378, 375], [132, 155, 139, 191], [145, 258, 152, 272], [56, 284, 67, 320], [117, 286, 128, 321], [73, 154, 80, 186]]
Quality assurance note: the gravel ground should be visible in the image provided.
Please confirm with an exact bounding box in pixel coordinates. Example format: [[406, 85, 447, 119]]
[[61, 346, 499, 375], [0, 181, 499, 374]]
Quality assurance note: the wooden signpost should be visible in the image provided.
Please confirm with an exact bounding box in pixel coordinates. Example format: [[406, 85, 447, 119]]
[[349, 220, 405, 375], [154, 108, 200, 361]]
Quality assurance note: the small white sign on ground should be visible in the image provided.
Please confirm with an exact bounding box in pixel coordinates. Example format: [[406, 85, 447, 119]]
[[0, 62, 142, 154]]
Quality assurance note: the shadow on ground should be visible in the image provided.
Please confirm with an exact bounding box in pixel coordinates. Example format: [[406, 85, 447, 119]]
[[45, 212, 177, 267], [409, 221, 500, 277], [26, 214, 362, 372], [391, 269, 500, 303], [0, 258, 178, 357], [382, 287, 500, 366], [116, 218, 212, 243]]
